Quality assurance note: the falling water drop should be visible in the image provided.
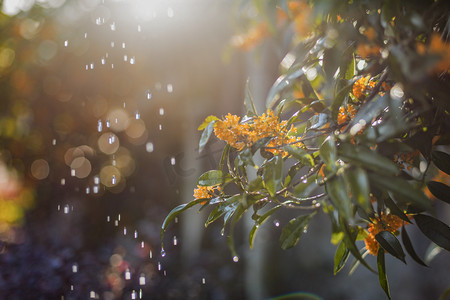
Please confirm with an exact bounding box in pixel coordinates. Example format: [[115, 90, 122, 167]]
[[173, 236, 177, 246], [135, 111, 140, 119], [97, 120, 103, 132], [139, 274, 146, 285], [125, 269, 131, 280], [160, 249, 166, 257], [159, 108, 164, 115], [130, 57, 135, 64], [122, 42, 126, 49], [90, 63, 94, 70], [64, 40, 68, 47], [89, 291, 95, 298], [114, 220, 118, 226], [64, 205, 70, 214], [145, 142, 154, 153], [111, 41, 115, 48], [131, 290, 136, 300], [170, 157, 176, 165], [157, 262, 161, 271], [85, 65, 88, 70], [274, 220, 280, 227], [72, 264, 78, 273], [174, 217, 178, 223], [86, 187, 90, 194], [137, 25, 142, 32], [145, 90, 152, 100], [202, 278, 206, 284], [124, 55, 128, 62], [111, 64, 114, 69], [101, 57, 105, 65], [158, 124, 162, 130], [232, 256, 239, 263], [107, 215, 110, 222], [167, 7, 174, 18], [111, 175, 116, 185], [167, 84, 173, 93], [71, 169, 76, 177], [149, 250, 153, 259], [123, 227, 127, 235], [108, 135, 115, 144], [61, 178, 66, 185], [84, 32, 87, 38], [57, 205, 60, 211], [141, 241, 144, 248], [94, 176, 100, 185], [110, 22, 116, 31], [139, 289, 142, 299], [93, 186, 99, 194], [106, 119, 111, 128]]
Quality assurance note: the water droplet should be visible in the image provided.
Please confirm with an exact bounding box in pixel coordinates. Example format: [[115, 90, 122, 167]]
[[110, 22, 116, 31], [134, 230, 138, 238], [170, 157, 176, 165], [84, 32, 87, 38], [97, 120, 103, 132], [130, 56, 135, 64], [123, 227, 127, 235], [174, 217, 178, 223], [64, 205, 70, 214], [111, 63, 114, 69], [118, 214, 121, 221], [125, 269, 131, 280], [303, 228, 308, 233], [71, 169, 76, 177], [160, 249, 166, 257], [232, 256, 239, 263], [202, 278, 206, 284], [159, 108, 164, 115], [131, 290, 136, 299], [70, 285, 74, 291], [90, 63, 94, 70], [157, 262, 161, 271], [173, 236, 177, 246], [57, 205, 60, 211], [166, 84, 173, 93], [274, 220, 280, 227], [114, 220, 118, 226], [122, 42, 126, 49], [139, 274, 146, 285], [72, 264, 78, 273], [101, 57, 105, 65], [107, 215, 110, 222], [135, 111, 140, 119], [145, 90, 152, 100], [124, 55, 128, 62], [112, 159, 116, 166], [94, 176, 100, 185], [137, 25, 142, 32], [158, 124, 162, 130], [108, 134, 115, 144], [64, 40, 68, 47], [106, 119, 111, 128], [146, 142, 154, 153], [89, 291, 96, 298], [149, 250, 153, 259], [61, 178, 66, 185], [86, 187, 90, 194], [139, 289, 143, 299], [93, 186, 99, 194], [85, 65, 89, 70], [111, 41, 115, 48], [163, 270, 167, 276]]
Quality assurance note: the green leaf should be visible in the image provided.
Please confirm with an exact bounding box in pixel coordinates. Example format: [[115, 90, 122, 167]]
[[339, 217, 376, 273], [266, 64, 304, 110], [244, 79, 258, 116], [284, 146, 315, 167], [339, 143, 400, 176], [249, 205, 282, 248], [427, 181, 450, 204], [319, 136, 337, 172], [326, 175, 352, 220], [368, 174, 431, 210], [384, 195, 410, 223], [375, 231, 406, 263], [401, 225, 428, 267], [205, 195, 240, 227], [218, 144, 230, 172], [199, 121, 216, 153], [414, 214, 450, 251], [197, 170, 225, 186], [377, 249, 391, 300], [197, 115, 219, 131], [161, 198, 206, 246], [334, 241, 350, 275], [263, 155, 283, 197], [344, 167, 371, 214], [431, 151, 450, 175], [280, 212, 316, 250]]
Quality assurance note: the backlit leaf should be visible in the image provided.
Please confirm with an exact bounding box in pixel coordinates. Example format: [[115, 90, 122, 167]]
[[377, 249, 391, 300], [401, 225, 427, 266], [375, 231, 406, 263], [199, 121, 216, 153], [280, 212, 315, 250], [334, 241, 350, 274]]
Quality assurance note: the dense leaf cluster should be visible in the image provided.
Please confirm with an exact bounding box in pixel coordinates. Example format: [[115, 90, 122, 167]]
[[162, 0, 450, 298]]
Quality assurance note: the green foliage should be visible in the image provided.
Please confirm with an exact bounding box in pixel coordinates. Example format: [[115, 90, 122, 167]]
[[162, 0, 450, 298]]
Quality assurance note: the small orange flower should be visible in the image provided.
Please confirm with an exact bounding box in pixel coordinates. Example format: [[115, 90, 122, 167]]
[[337, 104, 357, 125], [193, 185, 221, 204], [364, 213, 404, 255]]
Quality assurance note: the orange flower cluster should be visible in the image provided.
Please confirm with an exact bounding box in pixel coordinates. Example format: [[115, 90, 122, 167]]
[[417, 33, 450, 74], [230, 22, 269, 51], [337, 104, 357, 125], [193, 185, 220, 200], [394, 150, 420, 171], [364, 213, 404, 256], [214, 111, 301, 156], [352, 76, 376, 100], [288, 1, 312, 37]]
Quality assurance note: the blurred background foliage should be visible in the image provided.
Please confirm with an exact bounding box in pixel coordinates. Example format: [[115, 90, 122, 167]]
[[0, 0, 448, 299]]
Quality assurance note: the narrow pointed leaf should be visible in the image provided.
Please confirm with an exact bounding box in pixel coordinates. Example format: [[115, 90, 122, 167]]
[[345, 167, 371, 214], [320, 136, 337, 172], [414, 214, 450, 251], [161, 198, 206, 246], [377, 249, 391, 300], [284, 146, 315, 167], [263, 155, 283, 197], [334, 241, 350, 274], [199, 121, 216, 153], [280, 212, 316, 250], [401, 225, 427, 266], [326, 175, 352, 220], [375, 231, 406, 263], [384, 195, 410, 223], [427, 181, 450, 204], [432, 151, 450, 175], [249, 205, 282, 248]]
